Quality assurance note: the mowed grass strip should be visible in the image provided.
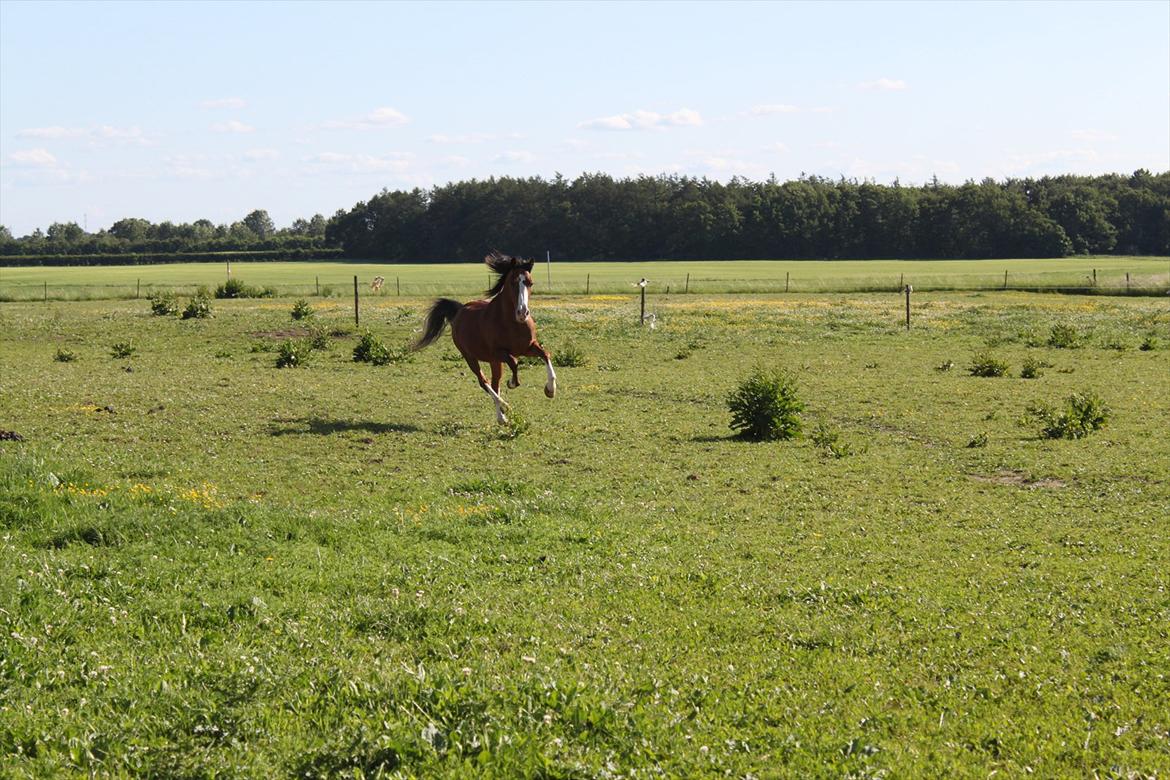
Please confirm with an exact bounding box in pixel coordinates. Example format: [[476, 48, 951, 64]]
[[1, 256, 1167, 300], [0, 291, 1168, 776]]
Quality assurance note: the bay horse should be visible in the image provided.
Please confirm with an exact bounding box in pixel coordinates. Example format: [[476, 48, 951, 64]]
[[413, 252, 556, 423]]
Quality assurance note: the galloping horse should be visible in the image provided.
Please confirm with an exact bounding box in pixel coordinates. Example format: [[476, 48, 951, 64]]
[[413, 252, 556, 423]]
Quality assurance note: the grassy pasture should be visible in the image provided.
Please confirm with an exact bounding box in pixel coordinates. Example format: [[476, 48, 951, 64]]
[[0, 256, 1167, 300], [1, 289, 1169, 777]]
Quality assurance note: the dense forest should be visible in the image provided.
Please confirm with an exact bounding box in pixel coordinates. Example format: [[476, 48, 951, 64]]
[[3, 171, 1167, 264]]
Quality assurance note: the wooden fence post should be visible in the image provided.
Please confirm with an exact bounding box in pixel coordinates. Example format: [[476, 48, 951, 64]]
[[904, 285, 912, 331], [44, 281, 48, 303], [136, 278, 141, 299], [1093, 268, 1097, 286], [586, 274, 590, 295], [685, 273, 690, 294], [1126, 272, 1130, 292], [785, 272, 790, 293], [353, 276, 359, 326], [1004, 270, 1009, 290], [316, 276, 320, 296], [397, 276, 401, 296], [639, 279, 647, 324]]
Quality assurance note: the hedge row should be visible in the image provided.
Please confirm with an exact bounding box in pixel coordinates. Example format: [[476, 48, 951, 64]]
[[0, 248, 346, 267]]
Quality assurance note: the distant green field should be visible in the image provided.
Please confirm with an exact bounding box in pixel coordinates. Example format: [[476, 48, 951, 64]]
[[1, 256, 1167, 300]]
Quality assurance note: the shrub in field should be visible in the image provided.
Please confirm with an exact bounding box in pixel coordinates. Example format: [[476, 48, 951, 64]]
[[307, 323, 331, 350], [1047, 323, 1082, 349], [810, 422, 856, 458], [935, 360, 955, 372], [319, 284, 334, 298], [148, 292, 179, 316], [1020, 357, 1044, 379], [352, 331, 409, 366], [966, 431, 989, 448], [1027, 391, 1110, 439], [275, 339, 311, 368], [967, 353, 1010, 377], [727, 368, 803, 441], [1139, 335, 1159, 351], [553, 343, 587, 368], [215, 278, 273, 299], [110, 341, 135, 359], [181, 292, 213, 320], [291, 299, 314, 320], [54, 347, 77, 363]]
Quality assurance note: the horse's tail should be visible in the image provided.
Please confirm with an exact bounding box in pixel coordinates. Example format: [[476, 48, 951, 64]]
[[414, 298, 463, 350]]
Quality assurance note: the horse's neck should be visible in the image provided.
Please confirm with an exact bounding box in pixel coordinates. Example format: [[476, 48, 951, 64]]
[[487, 278, 516, 316]]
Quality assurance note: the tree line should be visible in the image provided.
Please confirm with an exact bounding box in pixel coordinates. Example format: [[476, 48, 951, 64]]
[[3, 171, 1167, 263], [0, 210, 330, 258]]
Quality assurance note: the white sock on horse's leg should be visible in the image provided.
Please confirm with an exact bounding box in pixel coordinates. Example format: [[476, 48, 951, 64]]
[[544, 358, 557, 398]]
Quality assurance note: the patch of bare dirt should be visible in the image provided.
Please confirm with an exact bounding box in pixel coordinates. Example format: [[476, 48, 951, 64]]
[[968, 469, 1066, 489], [249, 328, 311, 339]]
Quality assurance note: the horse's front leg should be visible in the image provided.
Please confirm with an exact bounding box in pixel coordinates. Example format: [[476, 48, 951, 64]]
[[523, 341, 556, 398], [499, 350, 521, 389], [489, 361, 508, 424]]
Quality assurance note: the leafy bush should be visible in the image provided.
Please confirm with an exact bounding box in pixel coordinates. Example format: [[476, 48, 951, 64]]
[[1139, 335, 1159, 351], [967, 353, 1010, 377], [727, 368, 803, 441], [966, 432, 989, 448], [110, 341, 136, 359], [1020, 357, 1044, 379], [54, 347, 77, 363], [553, 343, 587, 367], [810, 422, 856, 458], [319, 285, 334, 298], [1027, 391, 1110, 439], [353, 331, 411, 366], [181, 292, 212, 319], [215, 278, 273, 299], [307, 323, 331, 350], [1047, 323, 1082, 349], [291, 299, 314, 320], [275, 339, 311, 368], [148, 292, 179, 316], [935, 360, 955, 372]]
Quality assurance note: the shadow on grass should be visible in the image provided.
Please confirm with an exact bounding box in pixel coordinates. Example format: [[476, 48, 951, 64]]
[[269, 416, 420, 437]]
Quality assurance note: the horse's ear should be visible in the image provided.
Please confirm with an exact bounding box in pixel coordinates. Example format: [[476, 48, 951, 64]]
[[520, 259, 535, 272]]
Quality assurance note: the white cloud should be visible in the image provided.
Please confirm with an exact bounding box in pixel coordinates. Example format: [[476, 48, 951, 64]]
[[440, 155, 471, 167], [211, 120, 255, 134], [579, 108, 703, 131], [494, 150, 535, 163], [303, 151, 413, 173], [243, 148, 280, 161], [859, 78, 907, 91], [1070, 129, 1119, 143], [750, 104, 801, 115], [322, 107, 410, 130], [200, 97, 247, 109], [17, 125, 149, 145], [761, 142, 790, 153], [427, 132, 520, 144], [8, 148, 59, 167]]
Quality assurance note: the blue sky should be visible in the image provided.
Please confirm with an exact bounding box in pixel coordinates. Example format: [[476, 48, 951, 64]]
[[1, 0, 1167, 235]]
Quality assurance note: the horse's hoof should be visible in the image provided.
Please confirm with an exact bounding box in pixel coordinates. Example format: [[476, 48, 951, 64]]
[[544, 385, 555, 399], [507, 378, 519, 389]]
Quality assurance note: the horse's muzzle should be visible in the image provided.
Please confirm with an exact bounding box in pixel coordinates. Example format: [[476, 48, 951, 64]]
[[516, 308, 529, 322]]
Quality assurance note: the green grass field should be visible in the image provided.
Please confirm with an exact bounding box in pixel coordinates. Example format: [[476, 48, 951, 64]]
[[1, 256, 1168, 300], [1, 289, 1168, 777]]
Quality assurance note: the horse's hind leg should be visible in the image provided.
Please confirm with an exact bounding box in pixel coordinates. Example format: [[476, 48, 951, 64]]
[[523, 341, 556, 398], [463, 355, 508, 423]]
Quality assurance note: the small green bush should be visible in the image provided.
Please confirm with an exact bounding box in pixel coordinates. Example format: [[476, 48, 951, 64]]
[[1047, 323, 1082, 349], [553, 344, 587, 368], [810, 422, 855, 458], [935, 360, 955, 372], [291, 299, 314, 320], [110, 341, 136, 359], [1139, 335, 1159, 351], [727, 368, 803, 441], [276, 339, 311, 368], [966, 432, 989, 448], [1020, 357, 1044, 379], [181, 292, 213, 320], [968, 353, 1010, 377], [1027, 391, 1110, 440], [215, 278, 273, 299], [148, 292, 179, 316], [54, 347, 78, 363], [352, 331, 409, 366], [307, 323, 331, 351]]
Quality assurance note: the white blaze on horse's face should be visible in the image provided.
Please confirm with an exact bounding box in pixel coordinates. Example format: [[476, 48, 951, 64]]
[[516, 272, 531, 322]]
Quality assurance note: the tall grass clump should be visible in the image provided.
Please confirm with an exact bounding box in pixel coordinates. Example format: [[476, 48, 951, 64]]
[[276, 339, 311, 368], [353, 331, 410, 366], [727, 368, 803, 441], [553, 343, 587, 368], [1047, 323, 1082, 349], [1026, 391, 1111, 439]]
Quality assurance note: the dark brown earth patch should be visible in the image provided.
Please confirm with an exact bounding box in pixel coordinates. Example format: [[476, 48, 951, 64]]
[[968, 469, 1066, 489]]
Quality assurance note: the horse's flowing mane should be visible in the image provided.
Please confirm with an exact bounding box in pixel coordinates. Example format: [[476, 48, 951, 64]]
[[484, 251, 534, 298]]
